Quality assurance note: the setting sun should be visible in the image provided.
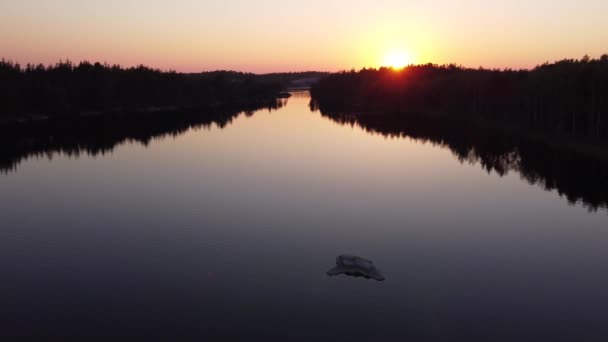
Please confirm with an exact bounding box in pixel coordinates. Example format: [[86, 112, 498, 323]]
[[382, 50, 413, 69]]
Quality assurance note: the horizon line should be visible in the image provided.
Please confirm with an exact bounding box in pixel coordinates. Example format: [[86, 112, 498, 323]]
[[2, 53, 606, 75]]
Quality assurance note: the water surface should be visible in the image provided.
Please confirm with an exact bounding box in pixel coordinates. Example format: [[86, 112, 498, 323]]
[[2, 91, 608, 341]]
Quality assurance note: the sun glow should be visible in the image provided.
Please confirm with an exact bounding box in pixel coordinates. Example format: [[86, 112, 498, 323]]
[[382, 50, 413, 69]]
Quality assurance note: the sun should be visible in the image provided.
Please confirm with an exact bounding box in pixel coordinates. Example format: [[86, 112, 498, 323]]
[[382, 50, 413, 69]]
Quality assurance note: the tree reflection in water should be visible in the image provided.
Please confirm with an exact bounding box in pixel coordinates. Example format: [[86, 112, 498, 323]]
[[0, 99, 286, 174], [311, 100, 608, 212]]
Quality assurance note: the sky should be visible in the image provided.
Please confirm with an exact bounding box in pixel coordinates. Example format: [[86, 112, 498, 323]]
[[1, 0, 607, 73]]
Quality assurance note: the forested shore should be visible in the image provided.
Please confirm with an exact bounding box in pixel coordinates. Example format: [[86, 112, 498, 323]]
[[311, 55, 608, 142], [0, 59, 321, 124], [309, 55, 608, 210]]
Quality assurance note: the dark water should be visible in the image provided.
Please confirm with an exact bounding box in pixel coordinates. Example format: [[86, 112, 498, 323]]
[[2, 91, 608, 341]]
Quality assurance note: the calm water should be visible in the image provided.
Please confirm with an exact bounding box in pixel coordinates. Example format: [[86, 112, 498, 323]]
[[2, 91, 608, 341]]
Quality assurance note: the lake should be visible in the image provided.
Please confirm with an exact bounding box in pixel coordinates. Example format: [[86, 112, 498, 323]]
[[2, 90, 608, 341]]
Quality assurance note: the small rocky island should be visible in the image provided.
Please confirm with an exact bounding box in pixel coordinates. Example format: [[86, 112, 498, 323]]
[[327, 254, 385, 281]]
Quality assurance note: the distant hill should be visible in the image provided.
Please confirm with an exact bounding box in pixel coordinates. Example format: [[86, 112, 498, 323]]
[[256, 72, 329, 89], [186, 71, 328, 89]]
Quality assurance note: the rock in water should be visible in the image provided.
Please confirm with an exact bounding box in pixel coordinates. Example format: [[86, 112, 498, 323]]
[[327, 254, 385, 281]]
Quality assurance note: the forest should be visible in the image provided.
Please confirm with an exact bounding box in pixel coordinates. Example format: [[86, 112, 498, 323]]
[[0, 59, 317, 123], [310, 55, 608, 142]]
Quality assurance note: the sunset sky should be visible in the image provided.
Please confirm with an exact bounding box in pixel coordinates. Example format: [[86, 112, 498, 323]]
[[1, 0, 607, 73]]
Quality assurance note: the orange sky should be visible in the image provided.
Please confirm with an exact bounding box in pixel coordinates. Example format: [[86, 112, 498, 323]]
[[1, 1, 607, 73]]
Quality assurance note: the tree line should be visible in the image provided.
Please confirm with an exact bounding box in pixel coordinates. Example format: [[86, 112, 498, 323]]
[[310, 54, 608, 141], [0, 59, 288, 122]]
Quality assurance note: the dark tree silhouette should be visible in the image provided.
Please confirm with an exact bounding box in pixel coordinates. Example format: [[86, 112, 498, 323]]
[[310, 55, 608, 211], [311, 55, 608, 141], [0, 59, 303, 123]]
